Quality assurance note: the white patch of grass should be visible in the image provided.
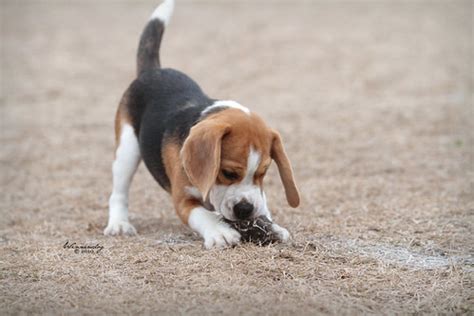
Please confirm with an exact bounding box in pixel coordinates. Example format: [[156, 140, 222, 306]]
[[323, 237, 473, 271]]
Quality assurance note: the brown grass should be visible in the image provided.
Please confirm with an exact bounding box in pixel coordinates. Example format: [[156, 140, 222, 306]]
[[1, 0, 473, 314]]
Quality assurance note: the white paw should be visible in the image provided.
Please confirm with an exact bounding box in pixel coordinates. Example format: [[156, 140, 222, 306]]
[[272, 223, 291, 242], [203, 222, 241, 249], [104, 220, 137, 236], [188, 207, 241, 249]]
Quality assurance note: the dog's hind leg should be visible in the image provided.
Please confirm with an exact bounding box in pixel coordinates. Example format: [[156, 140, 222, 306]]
[[104, 97, 141, 236]]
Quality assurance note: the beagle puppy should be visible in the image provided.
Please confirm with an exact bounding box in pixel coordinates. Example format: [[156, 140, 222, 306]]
[[104, 0, 300, 249]]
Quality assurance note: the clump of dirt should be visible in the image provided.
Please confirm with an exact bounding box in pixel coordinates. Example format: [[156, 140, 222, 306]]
[[224, 216, 280, 245]]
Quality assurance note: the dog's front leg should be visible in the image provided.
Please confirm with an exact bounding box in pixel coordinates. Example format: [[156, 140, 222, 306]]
[[164, 143, 240, 249], [175, 198, 241, 249]]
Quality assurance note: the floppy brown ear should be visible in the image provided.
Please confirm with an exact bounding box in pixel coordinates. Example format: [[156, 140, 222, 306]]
[[271, 130, 300, 207], [181, 120, 230, 200]]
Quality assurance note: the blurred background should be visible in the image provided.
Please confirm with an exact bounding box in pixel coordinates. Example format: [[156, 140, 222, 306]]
[[1, 0, 472, 314]]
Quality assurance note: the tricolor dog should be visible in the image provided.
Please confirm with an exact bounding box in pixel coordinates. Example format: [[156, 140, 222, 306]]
[[104, 0, 300, 249]]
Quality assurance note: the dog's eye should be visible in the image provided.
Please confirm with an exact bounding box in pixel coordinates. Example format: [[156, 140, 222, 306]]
[[222, 169, 239, 181]]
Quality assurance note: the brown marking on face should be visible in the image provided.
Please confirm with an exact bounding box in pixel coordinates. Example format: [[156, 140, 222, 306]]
[[178, 108, 300, 213], [253, 157, 272, 189], [204, 109, 300, 207], [206, 109, 273, 188]]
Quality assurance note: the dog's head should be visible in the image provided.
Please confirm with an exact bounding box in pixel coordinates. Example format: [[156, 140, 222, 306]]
[[181, 108, 299, 221]]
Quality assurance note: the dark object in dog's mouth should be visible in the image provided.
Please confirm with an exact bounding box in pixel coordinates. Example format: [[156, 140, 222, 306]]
[[223, 216, 280, 246]]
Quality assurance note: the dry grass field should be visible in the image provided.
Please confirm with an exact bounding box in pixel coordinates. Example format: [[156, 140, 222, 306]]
[[1, 0, 473, 314]]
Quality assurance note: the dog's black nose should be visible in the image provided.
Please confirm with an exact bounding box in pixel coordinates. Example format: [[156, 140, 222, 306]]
[[233, 201, 254, 220]]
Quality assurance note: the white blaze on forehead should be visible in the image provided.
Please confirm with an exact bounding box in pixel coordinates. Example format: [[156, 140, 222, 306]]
[[243, 147, 261, 184], [201, 100, 250, 116]]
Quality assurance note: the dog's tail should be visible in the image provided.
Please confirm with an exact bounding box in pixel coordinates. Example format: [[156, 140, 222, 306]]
[[136, 0, 175, 76]]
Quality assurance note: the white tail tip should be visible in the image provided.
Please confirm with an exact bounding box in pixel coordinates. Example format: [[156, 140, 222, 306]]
[[150, 0, 175, 26]]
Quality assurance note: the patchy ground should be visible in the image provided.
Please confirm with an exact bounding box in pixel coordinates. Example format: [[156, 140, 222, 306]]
[[1, 0, 473, 314]]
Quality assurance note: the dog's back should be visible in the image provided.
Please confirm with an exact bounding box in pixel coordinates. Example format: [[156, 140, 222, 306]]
[[123, 0, 213, 190], [105, 0, 298, 247]]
